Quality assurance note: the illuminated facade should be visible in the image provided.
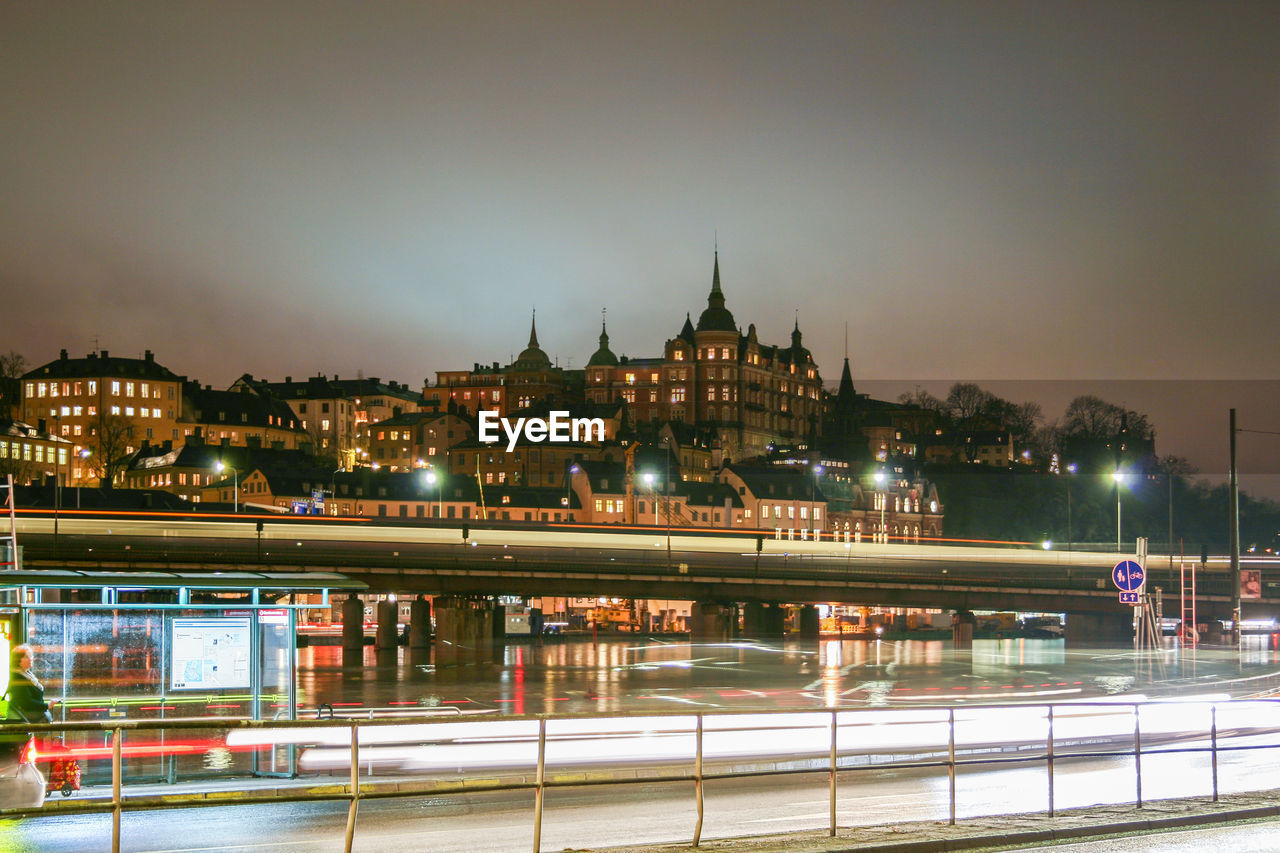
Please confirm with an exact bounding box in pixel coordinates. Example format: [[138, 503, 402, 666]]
[[585, 254, 824, 462]]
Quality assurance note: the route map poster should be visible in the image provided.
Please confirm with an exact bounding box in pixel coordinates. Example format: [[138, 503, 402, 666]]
[[170, 617, 252, 690]]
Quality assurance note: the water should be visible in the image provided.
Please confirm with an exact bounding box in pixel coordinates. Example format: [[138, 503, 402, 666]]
[[294, 636, 1280, 716]]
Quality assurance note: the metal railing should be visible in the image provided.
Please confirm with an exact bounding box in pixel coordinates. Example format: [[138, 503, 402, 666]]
[[2, 699, 1276, 853]]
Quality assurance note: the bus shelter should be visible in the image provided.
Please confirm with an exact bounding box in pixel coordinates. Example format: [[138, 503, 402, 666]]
[[0, 569, 365, 783]]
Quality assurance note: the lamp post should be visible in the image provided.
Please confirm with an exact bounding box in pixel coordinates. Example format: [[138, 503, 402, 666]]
[[873, 470, 887, 544], [642, 472, 657, 524], [216, 461, 239, 513], [76, 448, 90, 509], [661, 438, 672, 569], [1112, 468, 1126, 552], [1065, 463, 1077, 552], [810, 463, 823, 538], [425, 469, 443, 520]]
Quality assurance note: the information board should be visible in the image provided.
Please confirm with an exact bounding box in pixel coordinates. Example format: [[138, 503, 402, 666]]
[[170, 617, 252, 691]]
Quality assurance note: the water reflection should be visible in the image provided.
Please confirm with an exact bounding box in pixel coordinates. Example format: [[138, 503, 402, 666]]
[[294, 637, 1280, 716]]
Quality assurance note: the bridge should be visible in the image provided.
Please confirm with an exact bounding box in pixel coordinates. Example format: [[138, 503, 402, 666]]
[[11, 510, 1263, 649]]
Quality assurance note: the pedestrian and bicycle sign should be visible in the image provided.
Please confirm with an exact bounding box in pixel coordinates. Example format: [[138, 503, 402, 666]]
[[1112, 560, 1145, 591]]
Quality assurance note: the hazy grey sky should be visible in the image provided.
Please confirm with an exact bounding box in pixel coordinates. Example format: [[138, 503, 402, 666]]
[[3, 4, 1277, 400]]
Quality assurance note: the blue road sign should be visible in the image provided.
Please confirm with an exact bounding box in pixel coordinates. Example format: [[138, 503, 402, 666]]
[[1119, 591, 1141, 604], [1112, 560, 1145, 591]]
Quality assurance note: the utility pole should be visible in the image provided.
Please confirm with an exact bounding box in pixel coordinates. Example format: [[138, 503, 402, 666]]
[[1229, 408, 1241, 649]]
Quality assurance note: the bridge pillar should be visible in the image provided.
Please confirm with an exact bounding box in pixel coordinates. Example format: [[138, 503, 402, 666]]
[[492, 602, 506, 641], [375, 599, 398, 650], [1064, 611, 1134, 646], [341, 595, 364, 665], [952, 610, 975, 649], [798, 605, 820, 640], [433, 597, 494, 665], [409, 596, 432, 648], [690, 602, 732, 643], [742, 601, 765, 638], [764, 604, 786, 638]]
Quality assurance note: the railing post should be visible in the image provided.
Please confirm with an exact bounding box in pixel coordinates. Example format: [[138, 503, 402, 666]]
[[111, 727, 122, 853], [1211, 704, 1219, 802], [1134, 704, 1143, 809], [948, 707, 956, 826], [1047, 705, 1055, 817], [344, 722, 360, 853], [693, 714, 704, 847], [829, 710, 838, 837], [533, 717, 547, 853]]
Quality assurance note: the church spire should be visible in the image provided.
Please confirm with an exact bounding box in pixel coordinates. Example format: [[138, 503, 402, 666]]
[[696, 249, 737, 332], [528, 309, 539, 349]]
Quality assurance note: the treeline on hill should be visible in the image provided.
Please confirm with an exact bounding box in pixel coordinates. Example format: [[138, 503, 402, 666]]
[[903, 384, 1280, 553]]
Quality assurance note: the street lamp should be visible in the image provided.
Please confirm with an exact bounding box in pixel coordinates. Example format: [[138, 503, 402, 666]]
[[77, 448, 90, 509], [642, 472, 657, 525], [424, 468, 443, 519], [1065, 463, 1077, 552], [1112, 468, 1126, 552], [216, 461, 239, 513], [873, 470, 887, 544], [810, 464, 823, 538], [660, 438, 672, 568]]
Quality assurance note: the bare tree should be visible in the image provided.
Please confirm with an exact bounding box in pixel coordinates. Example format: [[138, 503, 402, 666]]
[[945, 382, 998, 428], [86, 412, 134, 486], [0, 351, 26, 420], [897, 386, 946, 413]]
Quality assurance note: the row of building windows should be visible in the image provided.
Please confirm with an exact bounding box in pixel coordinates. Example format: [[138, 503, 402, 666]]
[[0, 441, 68, 465], [27, 380, 173, 400], [759, 504, 821, 521]]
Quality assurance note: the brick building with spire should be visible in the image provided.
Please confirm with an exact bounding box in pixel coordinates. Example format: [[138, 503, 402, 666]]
[[585, 253, 824, 462]]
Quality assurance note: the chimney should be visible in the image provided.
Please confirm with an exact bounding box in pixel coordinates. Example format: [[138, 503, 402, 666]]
[[144, 350, 154, 362], [59, 349, 68, 360], [285, 376, 292, 383], [162, 440, 172, 452], [101, 350, 109, 358]]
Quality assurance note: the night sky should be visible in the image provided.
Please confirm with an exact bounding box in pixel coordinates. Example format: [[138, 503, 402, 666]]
[[2, 3, 1277, 490]]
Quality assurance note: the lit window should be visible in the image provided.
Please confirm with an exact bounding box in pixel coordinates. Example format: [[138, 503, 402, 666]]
[[89, 381, 97, 394], [721, 347, 730, 359], [762, 505, 770, 519], [594, 499, 603, 512], [673, 351, 684, 361], [37, 382, 46, 397], [126, 382, 135, 397], [141, 383, 149, 397]]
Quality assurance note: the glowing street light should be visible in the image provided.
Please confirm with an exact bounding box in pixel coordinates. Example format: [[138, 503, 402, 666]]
[[215, 461, 239, 513], [873, 469, 887, 544], [1112, 468, 1127, 552], [810, 464, 824, 537], [642, 472, 657, 524], [424, 468, 443, 519]]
